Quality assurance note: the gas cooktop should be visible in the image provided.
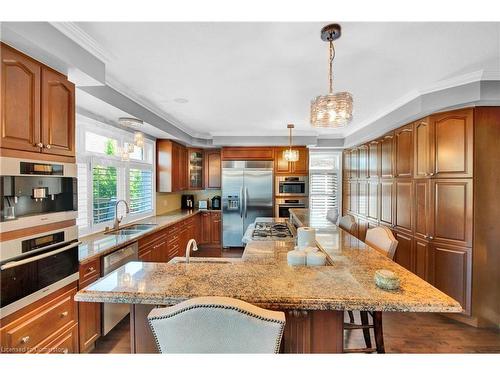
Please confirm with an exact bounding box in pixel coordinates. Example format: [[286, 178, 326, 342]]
[[252, 221, 294, 240]]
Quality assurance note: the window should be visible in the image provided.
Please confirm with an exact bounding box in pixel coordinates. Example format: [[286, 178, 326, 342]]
[[76, 117, 155, 235], [309, 149, 341, 227]]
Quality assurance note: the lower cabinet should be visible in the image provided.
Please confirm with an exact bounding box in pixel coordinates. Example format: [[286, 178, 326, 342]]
[[414, 238, 430, 282], [393, 231, 413, 272], [0, 282, 79, 354], [199, 211, 221, 247], [78, 258, 101, 353], [430, 243, 472, 315]]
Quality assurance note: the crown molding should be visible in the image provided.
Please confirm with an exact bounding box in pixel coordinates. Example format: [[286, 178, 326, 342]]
[[49, 22, 111, 63]]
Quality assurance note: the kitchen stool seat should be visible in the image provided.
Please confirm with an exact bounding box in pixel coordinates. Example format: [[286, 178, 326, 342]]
[[338, 214, 357, 235]]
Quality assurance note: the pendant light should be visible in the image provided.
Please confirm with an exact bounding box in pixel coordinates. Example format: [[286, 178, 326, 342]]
[[283, 124, 299, 162], [118, 117, 145, 149], [310, 24, 353, 128]]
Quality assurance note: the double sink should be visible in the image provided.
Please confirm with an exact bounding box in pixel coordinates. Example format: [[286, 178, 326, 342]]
[[105, 223, 158, 236]]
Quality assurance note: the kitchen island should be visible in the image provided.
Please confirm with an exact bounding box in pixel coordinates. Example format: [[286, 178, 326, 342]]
[[75, 209, 462, 353]]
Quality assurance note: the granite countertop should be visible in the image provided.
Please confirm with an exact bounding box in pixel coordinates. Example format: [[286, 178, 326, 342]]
[[78, 209, 220, 263], [75, 209, 462, 313]]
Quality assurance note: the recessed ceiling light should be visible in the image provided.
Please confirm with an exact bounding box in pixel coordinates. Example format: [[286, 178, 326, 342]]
[[173, 98, 189, 104]]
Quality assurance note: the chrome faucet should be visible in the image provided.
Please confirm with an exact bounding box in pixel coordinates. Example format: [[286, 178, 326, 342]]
[[113, 199, 130, 230], [185, 239, 198, 263]]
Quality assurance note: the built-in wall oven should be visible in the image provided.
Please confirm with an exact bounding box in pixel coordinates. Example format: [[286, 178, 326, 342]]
[[0, 157, 78, 233], [0, 226, 80, 317], [276, 176, 308, 197], [275, 197, 308, 218]]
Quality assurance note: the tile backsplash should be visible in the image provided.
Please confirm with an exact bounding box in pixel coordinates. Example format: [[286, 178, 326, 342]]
[[156, 190, 221, 214]]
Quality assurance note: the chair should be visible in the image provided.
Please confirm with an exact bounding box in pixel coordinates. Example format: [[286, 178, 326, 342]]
[[338, 214, 357, 234], [344, 225, 398, 354], [148, 296, 286, 353], [326, 208, 339, 224]]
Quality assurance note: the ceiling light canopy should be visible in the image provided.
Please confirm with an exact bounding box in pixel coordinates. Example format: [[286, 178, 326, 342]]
[[118, 117, 145, 161], [310, 24, 353, 128], [118, 117, 144, 127], [283, 124, 299, 162]]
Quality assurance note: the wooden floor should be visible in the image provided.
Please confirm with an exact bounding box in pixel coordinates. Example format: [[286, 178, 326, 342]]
[[91, 310, 500, 354], [91, 247, 499, 354]]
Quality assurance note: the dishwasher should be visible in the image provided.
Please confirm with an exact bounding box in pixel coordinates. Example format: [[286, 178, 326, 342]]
[[101, 242, 138, 335]]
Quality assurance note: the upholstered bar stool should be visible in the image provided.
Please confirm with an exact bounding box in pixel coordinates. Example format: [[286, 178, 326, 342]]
[[326, 208, 339, 224], [344, 226, 398, 354], [338, 214, 357, 235], [148, 296, 286, 353]]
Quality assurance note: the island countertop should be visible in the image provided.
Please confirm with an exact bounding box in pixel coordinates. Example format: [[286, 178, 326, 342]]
[[75, 209, 462, 313]]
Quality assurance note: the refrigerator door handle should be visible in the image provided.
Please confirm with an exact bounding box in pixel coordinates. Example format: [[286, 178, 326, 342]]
[[239, 186, 243, 218], [245, 187, 249, 218]]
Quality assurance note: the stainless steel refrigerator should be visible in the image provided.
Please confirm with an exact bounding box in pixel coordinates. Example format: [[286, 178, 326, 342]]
[[222, 160, 274, 247]]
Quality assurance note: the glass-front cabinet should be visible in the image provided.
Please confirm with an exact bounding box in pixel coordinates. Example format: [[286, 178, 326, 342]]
[[188, 148, 204, 189]]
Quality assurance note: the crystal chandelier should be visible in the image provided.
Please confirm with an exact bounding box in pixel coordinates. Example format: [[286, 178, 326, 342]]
[[283, 124, 299, 162], [118, 117, 145, 160], [310, 24, 353, 128]]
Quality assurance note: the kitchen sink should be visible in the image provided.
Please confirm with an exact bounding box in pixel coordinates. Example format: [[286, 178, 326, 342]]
[[105, 223, 157, 236], [125, 224, 158, 230]]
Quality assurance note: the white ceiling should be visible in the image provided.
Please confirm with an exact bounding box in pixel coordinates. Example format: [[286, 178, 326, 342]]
[[73, 22, 500, 139]]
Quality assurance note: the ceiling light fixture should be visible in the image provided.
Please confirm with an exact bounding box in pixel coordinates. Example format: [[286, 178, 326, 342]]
[[283, 124, 299, 162], [118, 117, 145, 150], [310, 24, 353, 128]]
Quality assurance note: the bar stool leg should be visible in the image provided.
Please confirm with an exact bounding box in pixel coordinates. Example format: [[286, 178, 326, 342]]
[[360, 311, 372, 349], [373, 311, 385, 353]]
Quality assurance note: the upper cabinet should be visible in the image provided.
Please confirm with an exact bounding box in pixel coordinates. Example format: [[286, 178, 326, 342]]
[[368, 140, 380, 179], [0, 43, 75, 159], [204, 149, 221, 189], [157, 140, 188, 193], [358, 145, 368, 179], [413, 117, 432, 178], [394, 124, 413, 178], [380, 132, 394, 179], [274, 147, 309, 175], [430, 108, 473, 178], [188, 148, 204, 190]]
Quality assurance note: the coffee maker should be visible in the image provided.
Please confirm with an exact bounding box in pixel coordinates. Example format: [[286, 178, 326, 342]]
[[181, 194, 195, 209]]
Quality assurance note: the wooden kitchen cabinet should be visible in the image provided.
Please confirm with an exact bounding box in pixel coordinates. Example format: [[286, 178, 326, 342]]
[[222, 147, 274, 160], [211, 212, 221, 244], [204, 149, 221, 189], [367, 181, 379, 222], [413, 117, 432, 178], [274, 147, 309, 175], [430, 108, 473, 178], [78, 258, 101, 353], [349, 148, 359, 179], [40, 68, 75, 157], [414, 179, 431, 240], [394, 179, 412, 233], [200, 211, 212, 244], [368, 140, 380, 179], [380, 133, 394, 178], [394, 124, 413, 177], [358, 145, 368, 179], [199, 211, 221, 247], [187, 148, 204, 190], [380, 180, 394, 227], [414, 238, 430, 282], [156, 140, 188, 192], [0, 43, 75, 159], [393, 230, 414, 272], [343, 150, 351, 180]]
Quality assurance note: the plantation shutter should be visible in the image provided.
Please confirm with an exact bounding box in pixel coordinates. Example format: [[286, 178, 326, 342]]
[[92, 165, 118, 224], [129, 168, 153, 214]]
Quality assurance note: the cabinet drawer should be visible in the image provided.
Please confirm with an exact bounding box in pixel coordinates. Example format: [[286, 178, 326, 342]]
[[79, 258, 100, 284], [168, 245, 180, 259], [2, 287, 77, 351], [38, 323, 78, 354]]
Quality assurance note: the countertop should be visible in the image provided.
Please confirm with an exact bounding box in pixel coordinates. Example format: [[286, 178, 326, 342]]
[[78, 209, 220, 263], [75, 209, 462, 313]]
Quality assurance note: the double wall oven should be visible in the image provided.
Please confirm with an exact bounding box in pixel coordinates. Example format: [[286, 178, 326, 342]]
[[0, 157, 79, 318], [275, 176, 308, 218]]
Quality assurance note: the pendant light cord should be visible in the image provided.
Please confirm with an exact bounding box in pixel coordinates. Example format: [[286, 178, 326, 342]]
[[329, 39, 336, 94], [289, 126, 292, 150]]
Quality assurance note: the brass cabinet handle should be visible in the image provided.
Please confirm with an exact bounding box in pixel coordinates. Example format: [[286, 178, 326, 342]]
[[60, 311, 68, 318], [35, 142, 44, 148], [63, 348, 69, 354], [45, 144, 51, 149], [88, 266, 95, 272], [20, 336, 30, 344]]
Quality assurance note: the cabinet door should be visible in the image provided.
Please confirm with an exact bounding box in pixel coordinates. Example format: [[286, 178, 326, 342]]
[[291, 147, 309, 175], [204, 150, 221, 189], [368, 141, 380, 179], [275, 147, 291, 174], [138, 245, 154, 262], [393, 231, 414, 271], [358, 181, 368, 217], [358, 145, 368, 179], [367, 181, 379, 222], [78, 279, 101, 353], [431, 179, 473, 247], [414, 238, 430, 282], [349, 181, 358, 214], [349, 149, 359, 179], [414, 180, 431, 239], [431, 243, 471, 315], [200, 211, 211, 244], [431, 109, 473, 178], [211, 212, 221, 245], [394, 180, 412, 233], [41, 68, 75, 157], [1, 44, 41, 152], [414, 117, 432, 178], [188, 148, 204, 189], [380, 133, 394, 178], [380, 181, 394, 227], [394, 124, 413, 177], [343, 150, 351, 180], [343, 181, 350, 213]]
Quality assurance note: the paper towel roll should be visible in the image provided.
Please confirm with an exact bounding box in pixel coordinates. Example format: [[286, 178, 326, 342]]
[[306, 251, 327, 266], [287, 250, 306, 266], [297, 227, 316, 249]]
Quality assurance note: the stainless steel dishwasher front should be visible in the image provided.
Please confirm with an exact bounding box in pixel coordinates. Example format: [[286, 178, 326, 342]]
[[101, 242, 138, 335]]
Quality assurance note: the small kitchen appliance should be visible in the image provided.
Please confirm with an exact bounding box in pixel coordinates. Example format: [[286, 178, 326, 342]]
[[181, 194, 195, 209], [198, 200, 208, 210], [211, 195, 221, 210]]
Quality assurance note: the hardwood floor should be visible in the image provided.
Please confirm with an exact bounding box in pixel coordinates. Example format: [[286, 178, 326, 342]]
[[91, 311, 500, 354]]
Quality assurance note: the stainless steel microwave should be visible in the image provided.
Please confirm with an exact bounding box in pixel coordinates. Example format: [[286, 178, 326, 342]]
[[276, 175, 308, 197]]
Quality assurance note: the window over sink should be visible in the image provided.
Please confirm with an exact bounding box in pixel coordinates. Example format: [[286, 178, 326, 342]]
[[76, 117, 155, 235]]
